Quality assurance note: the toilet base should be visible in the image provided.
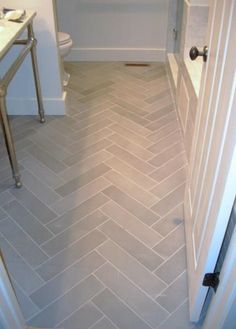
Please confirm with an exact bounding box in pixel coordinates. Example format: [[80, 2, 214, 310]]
[[63, 70, 71, 87]]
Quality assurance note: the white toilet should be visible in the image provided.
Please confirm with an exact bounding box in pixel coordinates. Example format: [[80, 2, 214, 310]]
[[58, 32, 73, 87]]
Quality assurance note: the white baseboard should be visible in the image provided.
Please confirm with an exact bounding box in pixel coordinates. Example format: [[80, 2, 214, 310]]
[[6, 92, 67, 116], [67, 47, 166, 62]]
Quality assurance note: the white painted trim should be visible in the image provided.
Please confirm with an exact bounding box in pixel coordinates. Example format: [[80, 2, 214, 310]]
[[0, 255, 25, 329], [6, 92, 67, 116], [203, 214, 236, 329], [66, 47, 166, 62]]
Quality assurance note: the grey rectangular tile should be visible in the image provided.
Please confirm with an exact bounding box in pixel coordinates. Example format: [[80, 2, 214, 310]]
[[99, 220, 163, 271], [145, 103, 174, 121], [150, 153, 187, 182], [29, 275, 104, 328], [147, 120, 180, 142], [63, 139, 112, 167], [95, 263, 168, 327], [10, 186, 57, 224], [148, 130, 182, 155], [51, 177, 111, 215], [151, 183, 186, 216], [68, 127, 113, 154], [0, 191, 15, 206], [111, 106, 150, 126], [3, 200, 52, 245], [106, 144, 155, 175], [90, 317, 118, 329], [30, 251, 105, 308], [101, 201, 162, 247], [13, 281, 39, 321], [81, 81, 114, 96], [155, 246, 187, 285], [47, 193, 109, 234], [152, 203, 184, 237], [102, 185, 159, 226], [105, 157, 157, 190], [42, 210, 108, 256], [97, 240, 167, 299], [153, 224, 185, 260], [0, 218, 48, 268], [111, 98, 148, 117], [104, 170, 158, 208], [151, 167, 186, 199], [109, 123, 152, 148], [72, 118, 113, 140], [27, 145, 67, 173], [0, 207, 7, 221], [110, 113, 151, 137], [55, 163, 111, 197], [20, 170, 61, 206], [56, 302, 103, 329], [148, 142, 185, 168], [108, 134, 154, 161], [20, 157, 64, 189], [146, 111, 177, 132], [0, 236, 43, 294], [60, 150, 113, 183], [36, 230, 107, 281], [92, 289, 151, 329], [156, 271, 188, 313]]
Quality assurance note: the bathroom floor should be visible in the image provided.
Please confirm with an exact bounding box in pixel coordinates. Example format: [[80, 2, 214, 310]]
[[0, 62, 198, 329]]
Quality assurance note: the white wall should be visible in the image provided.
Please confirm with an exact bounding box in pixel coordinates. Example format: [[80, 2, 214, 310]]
[[1, 0, 66, 115], [56, 0, 169, 62]]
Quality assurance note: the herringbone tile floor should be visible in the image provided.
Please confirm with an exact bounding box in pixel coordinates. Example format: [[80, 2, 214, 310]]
[[0, 62, 198, 329]]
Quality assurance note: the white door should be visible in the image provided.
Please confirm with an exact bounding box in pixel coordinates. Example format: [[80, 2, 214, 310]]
[[184, 0, 236, 322]]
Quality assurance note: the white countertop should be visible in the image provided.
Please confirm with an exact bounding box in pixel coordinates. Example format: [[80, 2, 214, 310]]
[[0, 10, 36, 59]]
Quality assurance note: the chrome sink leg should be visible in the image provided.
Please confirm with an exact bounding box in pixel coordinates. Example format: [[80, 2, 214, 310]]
[[0, 88, 22, 188], [28, 23, 45, 124]]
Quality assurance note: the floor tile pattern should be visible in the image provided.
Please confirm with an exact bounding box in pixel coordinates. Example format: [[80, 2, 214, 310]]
[[0, 62, 197, 328]]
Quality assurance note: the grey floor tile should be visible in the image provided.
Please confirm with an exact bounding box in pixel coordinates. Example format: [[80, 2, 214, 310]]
[[101, 201, 162, 247], [12, 280, 40, 320], [51, 177, 111, 216], [20, 156, 64, 189], [156, 271, 188, 313], [90, 317, 118, 329], [3, 200, 53, 245], [147, 120, 180, 142], [103, 185, 159, 226], [30, 251, 105, 309], [148, 142, 185, 168], [145, 103, 174, 122], [154, 224, 185, 260], [36, 230, 107, 281], [151, 183, 186, 217], [63, 138, 112, 167], [72, 119, 113, 141], [10, 186, 57, 224], [0, 207, 7, 221], [93, 289, 152, 329], [148, 130, 182, 155], [111, 106, 150, 127], [109, 133, 154, 161], [0, 236, 43, 294], [47, 193, 109, 235], [42, 210, 108, 256], [55, 163, 111, 197], [146, 111, 177, 132], [97, 240, 167, 299], [60, 150, 113, 183], [104, 170, 158, 208], [109, 123, 152, 148], [152, 203, 184, 237], [0, 191, 15, 206], [151, 167, 186, 199], [20, 169, 61, 206], [95, 263, 169, 327], [99, 220, 163, 271], [155, 246, 187, 285], [0, 218, 48, 268], [106, 144, 155, 175], [105, 157, 157, 190], [27, 145, 67, 173], [29, 275, 104, 328], [56, 302, 103, 329]]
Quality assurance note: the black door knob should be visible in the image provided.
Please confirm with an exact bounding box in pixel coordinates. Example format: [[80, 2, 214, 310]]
[[189, 46, 208, 62]]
